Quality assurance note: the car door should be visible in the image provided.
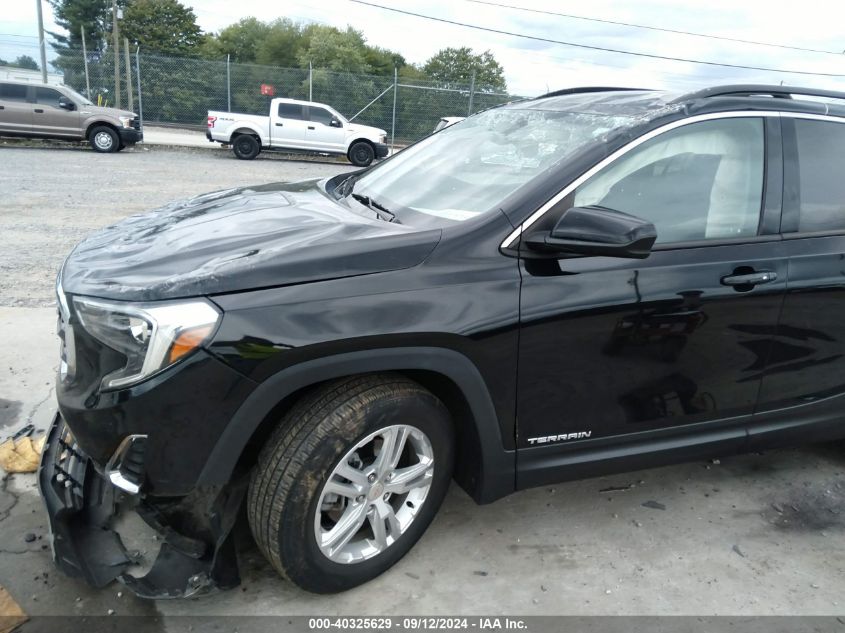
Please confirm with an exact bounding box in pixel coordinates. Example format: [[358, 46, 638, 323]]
[[516, 115, 787, 488], [752, 113, 845, 448], [304, 105, 345, 151], [0, 83, 33, 135], [270, 102, 308, 148], [30, 86, 79, 138]]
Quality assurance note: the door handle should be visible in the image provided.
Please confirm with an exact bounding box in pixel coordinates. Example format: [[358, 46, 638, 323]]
[[721, 270, 777, 287], [0, 105, 4, 110], [274, 122, 283, 126], [34, 108, 44, 113], [308, 126, 315, 130]]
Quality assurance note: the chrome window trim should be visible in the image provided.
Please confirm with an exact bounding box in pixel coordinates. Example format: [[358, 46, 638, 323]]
[[500, 110, 845, 249]]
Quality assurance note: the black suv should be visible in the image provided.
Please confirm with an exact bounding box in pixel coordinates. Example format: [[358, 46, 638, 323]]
[[40, 85, 845, 597]]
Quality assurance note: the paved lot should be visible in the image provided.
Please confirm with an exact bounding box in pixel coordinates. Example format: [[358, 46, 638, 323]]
[[0, 146, 844, 621]]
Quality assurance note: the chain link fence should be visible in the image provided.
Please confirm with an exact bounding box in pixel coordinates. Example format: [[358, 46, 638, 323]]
[[51, 47, 519, 144]]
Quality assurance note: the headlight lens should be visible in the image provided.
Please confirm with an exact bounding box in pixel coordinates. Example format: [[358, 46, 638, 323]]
[[73, 297, 220, 390], [118, 116, 134, 129]]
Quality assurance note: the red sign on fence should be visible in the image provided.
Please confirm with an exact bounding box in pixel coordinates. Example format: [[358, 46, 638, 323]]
[[260, 84, 275, 96]]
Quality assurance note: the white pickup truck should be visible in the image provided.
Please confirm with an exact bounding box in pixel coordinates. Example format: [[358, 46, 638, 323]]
[[207, 98, 389, 166]]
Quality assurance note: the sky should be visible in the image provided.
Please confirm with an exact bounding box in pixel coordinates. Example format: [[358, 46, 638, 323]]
[[3, 0, 845, 96]]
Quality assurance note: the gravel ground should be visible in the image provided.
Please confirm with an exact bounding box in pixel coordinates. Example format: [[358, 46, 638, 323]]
[[0, 145, 350, 307]]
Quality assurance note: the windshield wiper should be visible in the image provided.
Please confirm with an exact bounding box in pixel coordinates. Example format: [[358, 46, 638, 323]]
[[351, 193, 399, 223]]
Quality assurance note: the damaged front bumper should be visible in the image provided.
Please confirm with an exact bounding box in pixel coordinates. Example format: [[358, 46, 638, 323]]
[[38, 413, 245, 599]]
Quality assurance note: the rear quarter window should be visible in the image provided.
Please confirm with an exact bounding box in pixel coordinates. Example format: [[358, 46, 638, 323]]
[[278, 103, 304, 120]]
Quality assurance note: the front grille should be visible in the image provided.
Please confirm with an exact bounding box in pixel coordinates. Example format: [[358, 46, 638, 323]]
[[131, 118, 141, 131], [51, 421, 87, 510]]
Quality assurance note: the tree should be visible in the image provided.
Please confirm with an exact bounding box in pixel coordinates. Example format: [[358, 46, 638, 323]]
[[255, 19, 306, 67], [296, 25, 370, 74], [48, 0, 116, 52], [422, 47, 506, 92], [10, 55, 40, 70], [364, 46, 405, 76], [200, 17, 268, 62], [121, 0, 204, 55]]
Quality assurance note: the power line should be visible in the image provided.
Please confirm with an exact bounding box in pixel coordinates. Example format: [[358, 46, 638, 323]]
[[466, 0, 843, 57], [348, 0, 845, 78]]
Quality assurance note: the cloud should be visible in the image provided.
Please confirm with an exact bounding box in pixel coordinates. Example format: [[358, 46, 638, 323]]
[[7, 0, 845, 96]]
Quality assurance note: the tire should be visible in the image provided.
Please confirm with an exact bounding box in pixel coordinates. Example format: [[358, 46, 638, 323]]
[[232, 134, 260, 160], [248, 374, 454, 593], [348, 141, 375, 167], [89, 126, 119, 153]]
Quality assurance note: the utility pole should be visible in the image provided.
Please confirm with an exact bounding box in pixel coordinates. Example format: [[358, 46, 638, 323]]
[[124, 37, 133, 111], [112, 0, 121, 109], [81, 26, 91, 98], [391, 65, 397, 150], [309, 60, 313, 101], [467, 70, 476, 116], [35, 0, 48, 83]]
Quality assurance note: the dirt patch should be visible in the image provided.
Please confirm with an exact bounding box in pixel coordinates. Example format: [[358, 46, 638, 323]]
[[0, 401, 21, 430], [763, 477, 845, 532]]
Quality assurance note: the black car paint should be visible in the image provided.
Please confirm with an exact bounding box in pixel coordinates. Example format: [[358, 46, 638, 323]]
[[42, 85, 845, 597], [61, 181, 441, 301]]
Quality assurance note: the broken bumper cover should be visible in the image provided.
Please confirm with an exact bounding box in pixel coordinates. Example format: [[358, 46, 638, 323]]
[[38, 413, 244, 599]]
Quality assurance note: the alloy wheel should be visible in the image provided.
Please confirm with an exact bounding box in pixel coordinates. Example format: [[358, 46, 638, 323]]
[[314, 424, 435, 564]]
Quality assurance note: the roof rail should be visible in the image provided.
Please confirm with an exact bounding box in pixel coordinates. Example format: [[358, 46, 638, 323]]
[[536, 86, 651, 99], [675, 84, 845, 102]]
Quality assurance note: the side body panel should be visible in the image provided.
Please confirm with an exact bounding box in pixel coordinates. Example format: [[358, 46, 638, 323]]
[[0, 83, 33, 134], [752, 115, 845, 448], [206, 214, 522, 502]]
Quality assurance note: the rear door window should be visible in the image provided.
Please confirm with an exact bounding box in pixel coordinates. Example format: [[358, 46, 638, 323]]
[[277, 103, 304, 120], [0, 83, 29, 102], [792, 119, 845, 232]]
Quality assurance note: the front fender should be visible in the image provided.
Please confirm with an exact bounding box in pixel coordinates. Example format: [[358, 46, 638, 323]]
[[197, 347, 515, 504]]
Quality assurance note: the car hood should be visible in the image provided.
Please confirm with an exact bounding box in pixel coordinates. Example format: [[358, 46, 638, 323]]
[[78, 104, 136, 118], [346, 123, 386, 136], [60, 180, 441, 302]]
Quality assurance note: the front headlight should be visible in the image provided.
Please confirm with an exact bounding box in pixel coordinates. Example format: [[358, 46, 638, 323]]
[[73, 297, 220, 390], [118, 116, 134, 129]]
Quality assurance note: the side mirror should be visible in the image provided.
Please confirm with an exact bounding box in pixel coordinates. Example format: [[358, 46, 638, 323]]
[[330, 118, 342, 128], [58, 96, 76, 111], [524, 205, 656, 259]]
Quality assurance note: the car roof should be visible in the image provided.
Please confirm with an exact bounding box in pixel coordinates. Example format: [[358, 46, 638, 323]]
[[277, 97, 334, 109], [0, 78, 66, 89], [513, 84, 845, 121]]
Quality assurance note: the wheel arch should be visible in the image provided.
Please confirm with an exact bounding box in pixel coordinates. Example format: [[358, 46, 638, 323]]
[[230, 126, 263, 143], [85, 120, 119, 140], [346, 137, 376, 156], [197, 348, 515, 504]]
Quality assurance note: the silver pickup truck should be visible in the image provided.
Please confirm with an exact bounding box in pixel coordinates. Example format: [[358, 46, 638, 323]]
[[0, 79, 141, 152], [207, 97, 388, 166]]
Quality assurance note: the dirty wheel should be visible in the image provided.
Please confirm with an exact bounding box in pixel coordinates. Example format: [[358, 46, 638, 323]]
[[232, 134, 260, 160], [348, 141, 375, 167], [248, 374, 454, 593], [89, 126, 119, 153]]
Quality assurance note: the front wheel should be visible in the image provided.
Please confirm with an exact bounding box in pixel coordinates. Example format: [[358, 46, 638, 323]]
[[232, 134, 261, 160], [89, 126, 119, 153], [348, 141, 375, 167], [247, 374, 454, 593]]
